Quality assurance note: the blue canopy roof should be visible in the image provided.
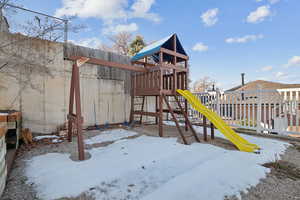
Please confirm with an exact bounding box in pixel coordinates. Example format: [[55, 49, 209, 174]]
[[131, 34, 187, 63]]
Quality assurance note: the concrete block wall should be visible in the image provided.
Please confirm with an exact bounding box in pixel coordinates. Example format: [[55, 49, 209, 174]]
[[0, 32, 132, 133]]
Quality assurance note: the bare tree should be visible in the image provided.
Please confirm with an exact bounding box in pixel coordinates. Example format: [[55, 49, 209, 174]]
[[21, 16, 85, 42], [0, 2, 85, 108], [192, 76, 217, 93], [108, 32, 132, 56]]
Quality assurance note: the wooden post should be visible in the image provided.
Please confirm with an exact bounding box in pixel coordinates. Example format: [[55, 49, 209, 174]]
[[67, 64, 75, 142], [159, 95, 163, 137], [158, 50, 164, 137], [155, 96, 158, 124], [139, 96, 145, 124], [129, 73, 135, 123], [184, 60, 188, 131], [203, 116, 207, 141], [173, 34, 177, 93], [210, 122, 214, 139], [73, 62, 85, 160]]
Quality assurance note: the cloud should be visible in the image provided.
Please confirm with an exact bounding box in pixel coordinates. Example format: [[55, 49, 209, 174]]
[[102, 23, 138, 34], [261, 65, 273, 71], [55, 0, 160, 23], [284, 56, 300, 68], [255, 0, 280, 4], [69, 37, 102, 49], [274, 71, 288, 80], [130, 0, 160, 22], [192, 43, 208, 52], [247, 5, 271, 23], [268, 0, 280, 4], [201, 8, 219, 27], [225, 34, 264, 43]]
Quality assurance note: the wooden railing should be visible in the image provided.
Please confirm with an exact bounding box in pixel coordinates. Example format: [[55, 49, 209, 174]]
[[133, 69, 187, 95]]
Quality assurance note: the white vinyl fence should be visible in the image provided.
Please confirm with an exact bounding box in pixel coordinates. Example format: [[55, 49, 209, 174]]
[[0, 136, 7, 197], [191, 88, 300, 136]]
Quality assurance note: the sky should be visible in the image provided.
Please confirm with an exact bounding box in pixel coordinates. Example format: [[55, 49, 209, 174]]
[[10, 0, 300, 90]]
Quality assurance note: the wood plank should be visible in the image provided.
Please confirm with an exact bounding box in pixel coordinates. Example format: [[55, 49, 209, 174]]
[[132, 60, 156, 67], [149, 65, 187, 72], [133, 111, 159, 117], [67, 56, 147, 72], [160, 48, 189, 60]]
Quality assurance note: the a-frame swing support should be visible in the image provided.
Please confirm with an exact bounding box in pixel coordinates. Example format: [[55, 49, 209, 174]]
[[67, 57, 148, 161]]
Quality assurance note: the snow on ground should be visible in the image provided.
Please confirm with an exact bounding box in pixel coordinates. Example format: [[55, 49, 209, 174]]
[[165, 120, 282, 150], [25, 129, 289, 200], [84, 129, 138, 145], [33, 135, 59, 141], [52, 139, 63, 143]]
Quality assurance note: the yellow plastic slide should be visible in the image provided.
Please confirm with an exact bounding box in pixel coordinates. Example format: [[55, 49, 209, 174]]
[[177, 89, 260, 153]]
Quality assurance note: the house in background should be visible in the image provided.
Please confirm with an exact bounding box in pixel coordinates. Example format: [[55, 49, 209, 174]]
[[222, 74, 300, 133], [227, 79, 300, 92]]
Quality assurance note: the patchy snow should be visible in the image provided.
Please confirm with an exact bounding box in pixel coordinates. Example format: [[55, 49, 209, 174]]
[[25, 130, 289, 200], [33, 135, 59, 141], [0, 112, 8, 116], [84, 129, 138, 145], [52, 139, 63, 143]]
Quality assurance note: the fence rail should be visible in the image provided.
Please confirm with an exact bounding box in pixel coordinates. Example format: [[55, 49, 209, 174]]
[[191, 88, 300, 136]]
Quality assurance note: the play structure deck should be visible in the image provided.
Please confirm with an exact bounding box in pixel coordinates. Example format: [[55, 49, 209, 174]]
[[66, 33, 259, 160]]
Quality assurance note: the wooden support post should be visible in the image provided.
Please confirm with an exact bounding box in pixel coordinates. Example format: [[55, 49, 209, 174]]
[[203, 116, 207, 141], [174, 95, 200, 142], [184, 60, 188, 131], [173, 34, 177, 93], [163, 95, 188, 144], [73, 62, 85, 160], [139, 96, 145, 124], [158, 50, 164, 137], [184, 100, 188, 131], [129, 73, 135, 123], [210, 122, 215, 140], [68, 64, 75, 142], [159, 95, 163, 137], [155, 96, 158, 124]]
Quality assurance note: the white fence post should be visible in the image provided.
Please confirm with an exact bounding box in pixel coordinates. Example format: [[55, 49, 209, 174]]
[[216, 90, 221, 116], [256, 86, 262, 133]]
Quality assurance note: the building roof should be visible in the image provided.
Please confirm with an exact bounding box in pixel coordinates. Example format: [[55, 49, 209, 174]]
[[131, 33, 187, 63], [226, 80, 300, 92]]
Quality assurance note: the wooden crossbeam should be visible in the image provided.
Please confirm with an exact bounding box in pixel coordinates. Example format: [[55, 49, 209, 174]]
[[133, 111, 159, 117], [160, 48, 189, 60], [67, 56, 147, 72]]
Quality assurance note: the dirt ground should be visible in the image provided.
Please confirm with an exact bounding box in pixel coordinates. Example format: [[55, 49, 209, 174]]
[[2, 125, 300, 200]]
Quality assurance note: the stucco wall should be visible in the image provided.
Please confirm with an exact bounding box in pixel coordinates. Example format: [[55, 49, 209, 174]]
[[0, 32, 132, 133]]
